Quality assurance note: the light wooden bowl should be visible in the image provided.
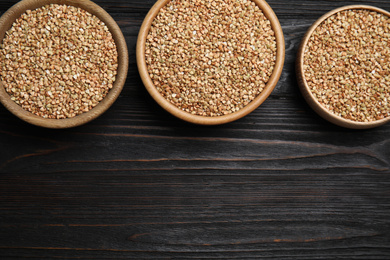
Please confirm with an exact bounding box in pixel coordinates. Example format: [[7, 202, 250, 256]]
[[0, 0, 128, 128], [137, 0, 284, 125], [296, 5, 390, 129]]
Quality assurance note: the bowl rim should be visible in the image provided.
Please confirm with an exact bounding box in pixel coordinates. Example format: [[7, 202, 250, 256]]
[[137, 0, 285, 125], [0, 0, 128, 129], [296, 5, 390, 129]]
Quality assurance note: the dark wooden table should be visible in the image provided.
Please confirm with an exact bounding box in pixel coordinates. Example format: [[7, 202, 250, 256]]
[[1, 0, 390, 259]]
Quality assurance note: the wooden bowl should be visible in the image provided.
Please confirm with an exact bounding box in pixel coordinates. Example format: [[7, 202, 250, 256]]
[[137, 0, 284, 125], [296, 5, 390, 129], [0, 0, 128, 128]]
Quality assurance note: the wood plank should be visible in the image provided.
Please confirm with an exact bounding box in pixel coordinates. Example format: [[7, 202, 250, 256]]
[[0, 0, 389, 259]]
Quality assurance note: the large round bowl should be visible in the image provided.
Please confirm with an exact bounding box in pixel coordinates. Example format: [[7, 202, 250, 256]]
[[0, 0, 128, 128], [296, 5, 390, 129], [137, 0, 285, 125]]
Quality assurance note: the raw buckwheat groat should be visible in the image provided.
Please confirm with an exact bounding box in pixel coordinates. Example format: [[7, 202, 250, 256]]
[[0, 4, 118, 119], [303, 9, 390, 122], [145, 0, 276, 117]]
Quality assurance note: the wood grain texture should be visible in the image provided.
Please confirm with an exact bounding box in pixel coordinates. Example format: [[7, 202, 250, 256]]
[[1, 0, 390, 259]]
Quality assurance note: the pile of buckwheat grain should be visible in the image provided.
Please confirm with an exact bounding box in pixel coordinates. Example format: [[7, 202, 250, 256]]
[[0, 4, 118, 119], [145, 0, 277, 117], [303, 9, 390, 122]]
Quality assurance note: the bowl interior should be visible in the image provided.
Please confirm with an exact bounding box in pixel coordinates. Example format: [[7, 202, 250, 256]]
[[296, 5, 390, 129], [137, 0, 285, 125], [0, 0, 128, 128]]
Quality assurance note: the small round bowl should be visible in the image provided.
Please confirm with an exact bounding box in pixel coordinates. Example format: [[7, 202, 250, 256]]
[[0, 0, 128, 128], [296, 5, 390, 129], [137, 0, 284, 125]]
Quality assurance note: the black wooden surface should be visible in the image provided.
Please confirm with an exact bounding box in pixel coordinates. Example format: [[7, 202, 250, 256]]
[[1, 0, 390, 259]]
